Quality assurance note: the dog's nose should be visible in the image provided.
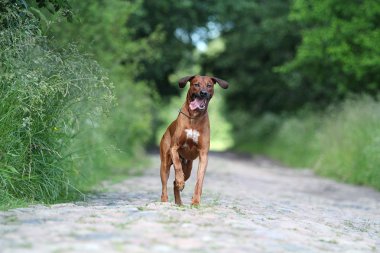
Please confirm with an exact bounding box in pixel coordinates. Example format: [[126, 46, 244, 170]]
[[200, 90, 208, 98]]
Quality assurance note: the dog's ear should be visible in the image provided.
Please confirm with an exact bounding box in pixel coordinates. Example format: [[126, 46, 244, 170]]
[[211, 77, 229, 89], [178, 75, 195, 88]]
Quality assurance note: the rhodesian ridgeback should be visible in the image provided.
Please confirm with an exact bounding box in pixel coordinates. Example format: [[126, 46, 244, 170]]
[[160, 75, 229, 206]]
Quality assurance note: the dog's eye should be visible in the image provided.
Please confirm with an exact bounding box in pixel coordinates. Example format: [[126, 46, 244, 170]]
[[207, 83, 212, 88], [194, 83, 200, 87]]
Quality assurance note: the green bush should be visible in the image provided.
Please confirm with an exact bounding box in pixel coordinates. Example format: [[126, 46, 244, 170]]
[[70, 79, 154, 190], [316, 97, 380, 189], [262, 113, 320, 168], [231, 112, 282, 153], [241, 96, 380, 190], [0, 10, 113, 207], [44, 0, 155, 180]]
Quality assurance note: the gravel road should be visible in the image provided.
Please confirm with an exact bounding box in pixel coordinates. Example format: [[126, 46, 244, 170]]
[[1, 153, 379, 253]]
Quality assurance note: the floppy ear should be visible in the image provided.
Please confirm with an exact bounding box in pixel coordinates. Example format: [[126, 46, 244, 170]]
[[178, 75, 195, 88], [211, 77, 229, 89]]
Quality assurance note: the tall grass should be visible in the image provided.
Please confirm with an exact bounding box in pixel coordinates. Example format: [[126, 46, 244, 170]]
[[0, 9, 113, 208], [44, 0, 155, 184], [315, 97, 380, 188], [258, 113, 320, 168], [69, 79, 154, 191], [239, 96, 380, 190]]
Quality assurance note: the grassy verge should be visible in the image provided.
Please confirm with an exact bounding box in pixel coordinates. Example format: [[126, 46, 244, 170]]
[[315, 97, 380, 188], [0, 8, 113, 210], [0, 4, 155, 210], [236, 96, 380, 190]]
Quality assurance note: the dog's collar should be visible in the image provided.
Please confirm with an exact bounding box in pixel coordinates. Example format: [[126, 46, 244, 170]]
[[178, 109, 198, 119]]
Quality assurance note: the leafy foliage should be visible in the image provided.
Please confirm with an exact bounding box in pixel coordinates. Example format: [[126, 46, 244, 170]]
[[280, 0, 380, 103], [125, 0, 218, 97], [202, 0, 380, 115], [202, 0, 301, 116], [2, 0, 380, 207], [315, 96, 380, 189], [248, 96, 380, 190], [31, 0, 72, 19], [48, 0, 155, 166], [198, 0, 380, 190], [0, 6, 113, 204]]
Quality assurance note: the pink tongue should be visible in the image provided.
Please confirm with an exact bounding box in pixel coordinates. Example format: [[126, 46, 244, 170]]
[[190, 98, 203, 110]]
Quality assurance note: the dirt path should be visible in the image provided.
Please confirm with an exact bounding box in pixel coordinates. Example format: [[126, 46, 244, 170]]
[[1, 153, 379, 253]]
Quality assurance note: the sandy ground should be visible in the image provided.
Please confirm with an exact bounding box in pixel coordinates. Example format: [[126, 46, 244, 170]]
[[1, 153, 379, 253]]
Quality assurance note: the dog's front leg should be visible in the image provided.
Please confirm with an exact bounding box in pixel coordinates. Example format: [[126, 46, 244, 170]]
[[192, 149, 208, 206], [170, 145, 185, 190], [170, 144, 185, 205]]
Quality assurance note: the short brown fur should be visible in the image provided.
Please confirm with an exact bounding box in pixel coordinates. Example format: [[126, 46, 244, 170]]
[[160, 75, 229, 206]]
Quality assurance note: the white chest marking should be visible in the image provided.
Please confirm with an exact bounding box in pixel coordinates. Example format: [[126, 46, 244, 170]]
[[185, 129, 200, 144]]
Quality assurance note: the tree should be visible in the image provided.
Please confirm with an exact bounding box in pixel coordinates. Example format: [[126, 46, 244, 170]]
[[47, 0, 155, 157], [280, 0, 380, 102], [125, 0, 218, 97], [201, 0, 301, 115]]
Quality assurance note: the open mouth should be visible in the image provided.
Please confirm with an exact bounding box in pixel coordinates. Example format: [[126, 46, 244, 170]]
[[189, 96, 208, 111]]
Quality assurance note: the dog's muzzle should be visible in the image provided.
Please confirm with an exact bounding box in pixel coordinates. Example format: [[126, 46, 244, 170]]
[[200, 90, 209, 98], [190, 92, 210, 111]]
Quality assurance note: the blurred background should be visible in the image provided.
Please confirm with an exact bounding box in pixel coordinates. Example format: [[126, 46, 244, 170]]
[[1, 0, 380, 208]]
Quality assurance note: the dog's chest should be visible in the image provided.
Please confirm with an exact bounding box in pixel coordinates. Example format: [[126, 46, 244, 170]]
[[181, 128, 200, 150], [184, 128, 200, 143], [178, 128, 200, 160]]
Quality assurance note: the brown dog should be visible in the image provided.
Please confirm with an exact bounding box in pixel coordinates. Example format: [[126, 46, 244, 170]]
[[159, 75, 229, 206]]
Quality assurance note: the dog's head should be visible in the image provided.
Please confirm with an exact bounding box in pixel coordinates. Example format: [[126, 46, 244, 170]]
[[178, 75, 229, 111]]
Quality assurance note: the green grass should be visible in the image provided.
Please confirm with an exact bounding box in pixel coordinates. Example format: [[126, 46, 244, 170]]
[[237, 96, 380, 190], [258, 112, 321, 168], [0, 189, 32, 211], [0, 5, 155, 210], [315, 97, 380, 188], [0, 9, 113, 209]]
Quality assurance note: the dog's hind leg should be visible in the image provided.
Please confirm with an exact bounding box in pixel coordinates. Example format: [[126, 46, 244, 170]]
[[173, 158, 183, 205], [160, 156, 171, 202], [160, 132, 172, 202], [183, 159, 193, 181]]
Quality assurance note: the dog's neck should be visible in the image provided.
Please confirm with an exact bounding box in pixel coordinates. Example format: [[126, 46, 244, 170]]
[[180, 101, 207, 123]]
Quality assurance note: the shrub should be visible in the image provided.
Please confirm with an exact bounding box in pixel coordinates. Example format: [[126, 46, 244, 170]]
[[241, 96, 380, 190], [316, 97, 380, 189], [44, 0, 156, 182], [263, 113, 320, 168], [0, 9, 113, 206]]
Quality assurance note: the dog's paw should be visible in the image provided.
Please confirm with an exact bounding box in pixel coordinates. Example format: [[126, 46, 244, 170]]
[[175, 200, 183, 206], [191, 201, 200, 207], [191, 196, 200, 206], [175, 180, 185, 191], [161, 195, 168, 202]]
